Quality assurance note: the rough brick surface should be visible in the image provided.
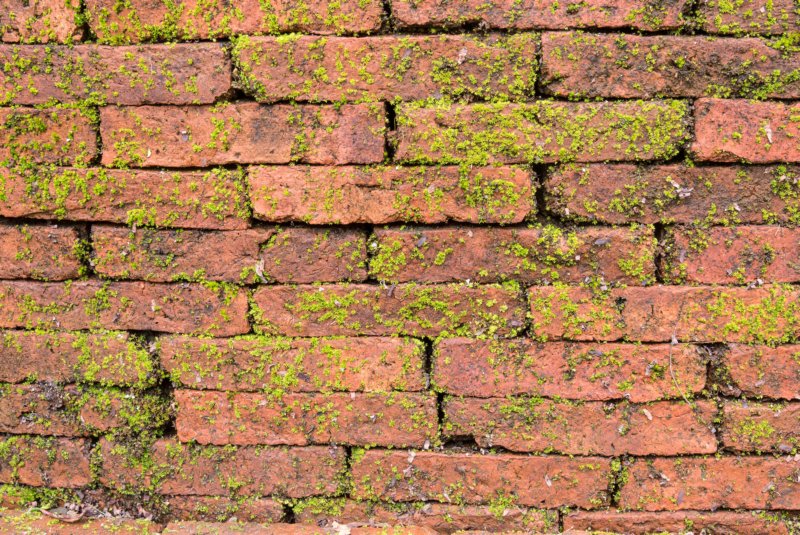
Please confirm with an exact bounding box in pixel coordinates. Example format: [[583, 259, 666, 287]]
[[565, 511, 790, 534], [721, 400, 800, 452], [0, 108, 96, 166], [700, 0, 800, 34], [0, 224, 82, 280], [0, 0, 81, 43], [725, 344, 800, 399], [0, 436, 90, 487]]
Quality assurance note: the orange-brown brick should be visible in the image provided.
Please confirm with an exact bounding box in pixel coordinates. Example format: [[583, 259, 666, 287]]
[[444, 398, 717, 455], [725, 344, 800, 399], [351, 450, 611, 508], [721, 401, 800, 452], [370, 225, 656, 284], [666, 226, 800, 284], [433, 338, 707, 402], [390, 0, 689, 30], [0, 167, 249, 230], [0, 0, 81, 43], [0, 435, 90, 487], [700, 0, 799, 34], [565, 511, 790, 534], [160, 336, 425, 392], [541, 33, 800, 99], [0, 224, 82, 280], [620, 456, 800, 510], [693, 99, 800, 163], [0, 44, 230, 105], [100, 103, 385, 168], [545, 164, 800, 225], [175, 390, 437, 447], [0, 512, 159, 534], [233, 34, 536, 102], [85, 0, 383, 43], [98, 438, 345, 497], [248, 165, 534, 225], [166, 496, 285, 523], [91, 226, 367, 283], [0, 281, 249, 336], [252, 283, 527, 337], [395, 100, 688, 164], [0, 108, 96, 166]]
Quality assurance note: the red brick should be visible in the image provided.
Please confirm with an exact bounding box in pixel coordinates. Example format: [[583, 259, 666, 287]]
[[0, 330, 154, 387], [233, 34, 536, 102], [542, 33, 800, 99], [351, 450, 611, 508], [529, 285, 800, 344], [294, 500, 558, 533], [92, 226, 366, 283], [166, 495, 285, 523], [666, 226, 800, 284], [249, 165, 534, 225], [395, 100, 688, 164], [175, 390, 437, 447], [0, 167, 249, 230], [160, 335, 425, 392], [252, 283, 527, 338], [444, 398, 717, 455], [98, 438, 345, 497], [0, 435, 90, 487], [565, 511, 789, 535], [85, 0, 382, 43], [725, 344, 800, 399], [0, 44, 230, 105], [391, 0, 688, 30], [0, 512, 159, 534], [370, 225, 656, 285], [0, 0, 81, 43], [0, 224, 82, 281], [545, 164, 800, 225], [0, 281, 249, 336], [620, 456, 800, 510], [163, 523, 439, 535], [722, 401, 800, 452], [100, 103, 384, 168], [0, 108, 96, 166], [693, 99, 800, 163], [701, 0, 800, 34], [434, 338, 707, 402]]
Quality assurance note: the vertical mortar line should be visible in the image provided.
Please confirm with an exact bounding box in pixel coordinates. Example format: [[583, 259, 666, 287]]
[[653, 222, 668, 284], [380, 0, 395, 34], [531, 163, 549, 219], [384, 100, 398, 163]]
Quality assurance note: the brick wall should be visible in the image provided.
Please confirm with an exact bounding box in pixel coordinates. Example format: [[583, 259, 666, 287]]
[[0, 0, 799, 533]]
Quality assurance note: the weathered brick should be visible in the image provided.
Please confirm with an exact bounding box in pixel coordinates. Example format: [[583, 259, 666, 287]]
[[545, 164, 800, 225], [163, 523, 439, 535], [252, 283, 527, 338], [0, 108, 96, 166], [444, 398, 716, 455], [100, 103, 385, 168], [370, 225, 656, 285], [0, 224, 82, 280], [0, 512, 159, 534], [390, 0, 689, 31], [0, 44, 230, 105], [85, 0, 383, 43], [565, 511, 790, 535], [0, 0, 81, 43], [293, 500, 558, 533], [0, 435, 90, 487], [160, 335, 425, 392], [0, 167, 249, 230], [529, 285, 800, 344], [693, 99, 800, 163], [725, 344, 800, 399], [722, 401, 800, 452], [666, 226, 800, 284], [351, 450, 611, 508], [175, 390, 437, 447], [233, 34, 536, 103], [92, 226, 366, 283], [98, 438, 345, 497], [434, 338, 707, 402], [395, 100, 689, 164], [620, 456, 800, 510], [249, 165, 534, 225], [166, 496, 285, 523], [0, 330, 154, 387], [701, 0, 800, 34], [0, 281, 249, 336], [543, 32, 800, 99]]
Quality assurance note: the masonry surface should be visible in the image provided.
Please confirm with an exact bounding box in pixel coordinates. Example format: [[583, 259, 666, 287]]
[[0, 0, 799, 534]]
